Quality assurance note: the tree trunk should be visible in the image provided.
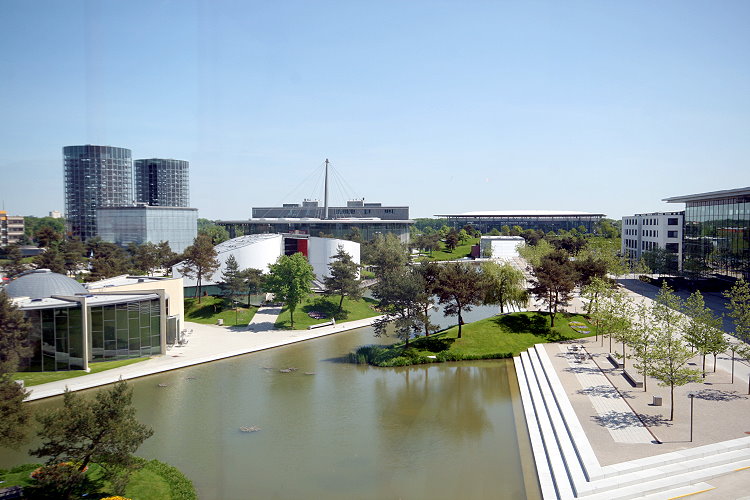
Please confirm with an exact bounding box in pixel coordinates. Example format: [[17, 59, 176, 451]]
[[457, 308, 463, 339], [622, 342, 626, 371], [713, 353, 717, 372], [702, 354, 706, 378], [290, 305, 295, 328], [670, 385, 675, 421], [338, 294, 345, 313], [196, 274, 202, 303]]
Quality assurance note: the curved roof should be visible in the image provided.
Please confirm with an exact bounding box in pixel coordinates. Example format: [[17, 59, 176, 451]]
[[4, 269, 87, 299]]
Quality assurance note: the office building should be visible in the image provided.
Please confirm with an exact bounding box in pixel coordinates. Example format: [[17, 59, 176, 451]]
[[435, 210, 605, 234], [479, 236, 526, 259], [252, 199, 409, 220], [664, 187, 750, 280], [0, 211, 24, 247], [134, 158, 190, 207], [64, 145, 133, 241], [621, 212, 684, 271], [97, 206, 198, 253], [5, 269, 185, 372], [218, 218, 412, 243]]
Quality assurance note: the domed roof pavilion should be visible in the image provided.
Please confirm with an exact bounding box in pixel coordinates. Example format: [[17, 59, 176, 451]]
[[4, 269, 87, 300]]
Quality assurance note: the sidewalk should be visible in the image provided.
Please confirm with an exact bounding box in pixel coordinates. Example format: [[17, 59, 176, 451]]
[[24, 307, 383, 401]]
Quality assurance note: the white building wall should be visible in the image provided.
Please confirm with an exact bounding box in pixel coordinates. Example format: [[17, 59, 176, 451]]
[[307, 237, 360, 280], [621, 212, 683, 268], [479, 236, 525, 260]]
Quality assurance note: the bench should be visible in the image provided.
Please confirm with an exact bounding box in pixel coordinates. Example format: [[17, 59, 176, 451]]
[[308, 321, 334, 330], [622, 370, 644, 388], [607, 353, 624, 368]]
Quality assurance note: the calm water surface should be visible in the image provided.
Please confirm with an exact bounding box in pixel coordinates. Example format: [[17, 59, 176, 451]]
[[1, 305, 539, 500]]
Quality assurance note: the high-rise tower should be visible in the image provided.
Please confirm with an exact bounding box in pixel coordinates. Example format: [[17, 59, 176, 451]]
[[63, 145, 133, 241], [134, 158, 190, 207]]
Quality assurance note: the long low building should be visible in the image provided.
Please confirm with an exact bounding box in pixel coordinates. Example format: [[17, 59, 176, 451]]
[[216, 217, 412, 243], [435, 210, 605, 234]]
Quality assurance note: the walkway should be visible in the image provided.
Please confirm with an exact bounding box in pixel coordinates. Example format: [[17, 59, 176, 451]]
[[24, 308, 383, 401]]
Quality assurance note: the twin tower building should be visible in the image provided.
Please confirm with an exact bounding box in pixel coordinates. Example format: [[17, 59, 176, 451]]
[[63, 145, 197, 252]]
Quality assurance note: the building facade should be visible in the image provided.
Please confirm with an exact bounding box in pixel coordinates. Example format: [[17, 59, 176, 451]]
[[621, 212, 684, 270], [97, 206, 198, 253], [665, 187, 750, 280], [134, 158, 190, 207], [252, 199, 409, 220], [64, 145, 133, 241], [218, 218, 412, 243], [0, 211, 24, 246], [435, 210, 605, 234]]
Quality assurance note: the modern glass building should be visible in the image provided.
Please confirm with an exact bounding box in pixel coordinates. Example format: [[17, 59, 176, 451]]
[[5, 269, 168, 372], [97, 206, 198, 253], [665, 187, 750, 280], [434, 210, 605, 234], [64, 145, 133, 241], [134, 158, 190, 207]]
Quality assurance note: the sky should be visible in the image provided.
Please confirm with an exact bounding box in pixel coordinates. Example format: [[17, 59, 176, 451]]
[[1, 0, 749, 220]]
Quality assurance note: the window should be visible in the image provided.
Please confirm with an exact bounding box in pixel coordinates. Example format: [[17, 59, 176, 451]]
[[668, 230, 678, 238], [668, 218, 679, 225]]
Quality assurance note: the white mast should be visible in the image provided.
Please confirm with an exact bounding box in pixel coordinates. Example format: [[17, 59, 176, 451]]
[[324, 158, 329, 220]]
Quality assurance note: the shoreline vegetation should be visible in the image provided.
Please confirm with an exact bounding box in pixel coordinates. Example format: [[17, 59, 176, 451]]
[[349, 311, 595, 367]]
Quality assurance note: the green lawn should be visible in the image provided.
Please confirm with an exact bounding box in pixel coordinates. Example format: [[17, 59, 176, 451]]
[[417, 237, 479, 262], [0, 458, 196, 500], [352, 311, 594, 366], [275, 295, 380, 330], [13, 358, 147, 387], [184, 295, 258, 326]]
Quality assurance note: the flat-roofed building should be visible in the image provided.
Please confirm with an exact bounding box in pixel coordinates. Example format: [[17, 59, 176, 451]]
[[97, 205, 198, 253], [217, 217, 412, 243], [0, 211, 24, 246], [435, 210, 605, 234], [252, 199, 409, 220], [621, 211, 684, 272], [664, 186, 750, 280]]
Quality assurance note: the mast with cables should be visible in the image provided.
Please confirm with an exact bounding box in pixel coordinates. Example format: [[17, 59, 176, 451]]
[[324, 158, 329, 220]]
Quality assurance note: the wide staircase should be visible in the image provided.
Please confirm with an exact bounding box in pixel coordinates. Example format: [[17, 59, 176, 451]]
[[515, 344, 750, 499]]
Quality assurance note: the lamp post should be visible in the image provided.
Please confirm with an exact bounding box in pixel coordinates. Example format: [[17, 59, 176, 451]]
[[731, 347, 735, 384], [688, 393, 695, 442]]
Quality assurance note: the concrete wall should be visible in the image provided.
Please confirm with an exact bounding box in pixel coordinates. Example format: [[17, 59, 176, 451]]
[[307, 237, 360, 280], [86, 276, 185, 324], [480, 236, 525, 259]]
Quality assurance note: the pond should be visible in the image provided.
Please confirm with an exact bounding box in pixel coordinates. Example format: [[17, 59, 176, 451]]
[[0, 304, 540, 499]]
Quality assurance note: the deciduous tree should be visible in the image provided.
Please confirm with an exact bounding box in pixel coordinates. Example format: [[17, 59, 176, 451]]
[[434, 263, 486, 338], [179, 234, 220, 303], [264, 253, 314, 328], [529, 250, 576, 327], [724, 279, 750, 360], [481, 261, 527, 314], [682, 291, 725, 377], [372, 267, 431, 346]]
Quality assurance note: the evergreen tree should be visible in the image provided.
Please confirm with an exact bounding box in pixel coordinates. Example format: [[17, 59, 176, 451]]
[[88, 241, 129, 281], [323, 246, 361, 313], [240, 268, 265, 304], [2, 244, 27, 278], [361, 233, 409, 277], [372, 267, 430, 346], [221, 255, 245, 305], [529, 250, 577, 327], [434, 262, 486, 338], [59, 238, 86, 276], [264, 253, 314, 328], [34, 225, 63, 248], [179, 234, 220, 303], [156, 241, 179, 271], [444, 229, 459, 252], [33, 246, 66, 274]]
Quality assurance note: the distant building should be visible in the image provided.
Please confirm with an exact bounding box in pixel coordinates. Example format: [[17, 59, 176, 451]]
[[4, 269, 183, 372], [97, 206, 198, 253], [172, 233, 360, 296], [621, 212, 684, 270], [0, 211, 24, 246], [48, 210, 62, 219], [435, 210, 605, 234], [64, 145, 133, 241], [134, 158, 190, 207], [252, 199, 409, 220], [664, 186, 750, 280], [217, 218, 412, 243]]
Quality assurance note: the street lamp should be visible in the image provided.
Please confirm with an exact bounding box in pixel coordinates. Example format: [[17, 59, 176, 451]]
[[688, 392, 696, 442], [731, 346, 735, 384]]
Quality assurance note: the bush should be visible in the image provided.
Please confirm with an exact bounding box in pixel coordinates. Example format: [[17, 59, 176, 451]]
[[135, 458, 196, 500]]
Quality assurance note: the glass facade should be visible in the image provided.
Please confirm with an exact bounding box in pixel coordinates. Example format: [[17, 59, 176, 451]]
[[97, 206, 198, 253], [90, 299, 162, 361], [134, 158, 190, 207], [683, 194, 750, 279], [24, 306, 85, 371], [64, 145, 133, 241], [220, 219, 412, 243], [442, 215, 603, 234]]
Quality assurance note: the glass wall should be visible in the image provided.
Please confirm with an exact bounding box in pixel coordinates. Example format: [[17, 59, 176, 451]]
[[22, 306, 84, 372], [682, 195, 750, 279], [90, 299, 162, 361]]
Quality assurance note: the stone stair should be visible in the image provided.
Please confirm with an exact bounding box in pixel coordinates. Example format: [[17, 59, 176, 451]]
[[515, 344, 750, 499]]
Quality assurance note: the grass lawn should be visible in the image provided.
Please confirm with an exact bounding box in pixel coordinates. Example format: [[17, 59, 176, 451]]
[[352, 311, 594, 366], [0, 458, 195, 500], [13, 358, 147, 387], [184, 295, 258, 326], [275, 295, 380, 330], [417, 237, 479, 262]]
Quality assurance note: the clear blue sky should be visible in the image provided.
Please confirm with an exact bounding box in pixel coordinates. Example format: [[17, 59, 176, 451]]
[[2, 0, 749, 220]]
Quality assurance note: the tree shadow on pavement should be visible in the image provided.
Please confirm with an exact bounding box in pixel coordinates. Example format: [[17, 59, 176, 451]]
[[578, 385, 635, 399]]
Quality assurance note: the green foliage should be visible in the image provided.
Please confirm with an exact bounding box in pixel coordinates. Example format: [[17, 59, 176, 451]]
[[481, 261, 527, 314], [323, 246, 361, 312], [416, 237, 479, 262], [184, 296, 258, 325], [197, 218, 230, 245], [274, 295, 379, 330], [86, 239, 130, 281], [724, 279, 750, 359], [372, 267, 434, 345], [13, 358, 147, 387], [265, 253, 315, 328], [24, 462, 94, 499], [445, 229, 459, 251], [31, 380, 153, 471], [682, 290, 726, 376], [179, 234, 220, 303], [126, 242, 161, 275], [23, 216, 66, 243], [434, 262, 487, 338], [517, 239, 553, 267], [1, 244, 27, 278], [33, 246, 65, 274], [128, 458, 197, 500], [361, 233, 409, 276], [529, 249, 577, 327]]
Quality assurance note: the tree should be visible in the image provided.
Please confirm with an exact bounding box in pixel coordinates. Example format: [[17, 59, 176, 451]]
[[445, 229, 459, 252], [372, 267, 431, 346], [2, 244, 27, 278], [517, 239, 553, 268], [481, 261, 527, 314], [31, 380, 153, 475], [156, 241, 179, 271], [0, 289, 32, 449], [323, 246, 361, 313], [724, 279, 750, 360], [179, 234, 220, 303], [573, 255, 608, 288], [434, 263, 486, 338], [529, 250, 576, 327], [35, 225, 63, 248], [649, 284, 700, 420], [33, 246, 65, 274], [629, 300, 657, 391], [240, 268, 265, 304], [265, 253, 314, 328], [127, 242, 160, 276], [682, 291, 725, 377], [220, 254, 246, 308], [197, 218, 230, 245], [362, 233, 409, 277], [59, 238, 86, 276]]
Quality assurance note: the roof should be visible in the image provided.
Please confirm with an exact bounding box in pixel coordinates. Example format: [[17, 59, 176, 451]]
[[218, 218, 414, 224], [663, 186, 750, 203], [434, 210, 605, 217], [213, 233, 282, 253], [4, 269, 87, 299], [13, 292, 160, 311], [86, 275, 174, 289]]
